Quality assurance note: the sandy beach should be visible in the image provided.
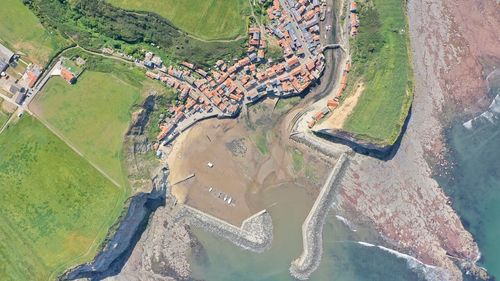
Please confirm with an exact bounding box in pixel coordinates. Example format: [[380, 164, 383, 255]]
[[167, 101, 332, 226]]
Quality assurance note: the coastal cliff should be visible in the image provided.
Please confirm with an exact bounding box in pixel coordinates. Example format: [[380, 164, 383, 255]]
[[329, 0, 497, 280], [61, 167, 169, 281]]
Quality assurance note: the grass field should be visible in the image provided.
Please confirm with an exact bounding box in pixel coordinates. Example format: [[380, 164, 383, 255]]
[[0, 0, 68, 65], [34, 69, 142, 187], [107, 0, 250, 40], [0, 116, 125, 281], [342, 0, 413, 145], [0, 99, 10, 127], [253, 132, 269, 155]]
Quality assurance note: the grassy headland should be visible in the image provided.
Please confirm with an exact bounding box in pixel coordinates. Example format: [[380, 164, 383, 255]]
[[107, 0, 250, 41], [33, 56, 150, 187], [342, 0, 413, 146], [0, 0, 68, 65], [0, 117, 124, 281]]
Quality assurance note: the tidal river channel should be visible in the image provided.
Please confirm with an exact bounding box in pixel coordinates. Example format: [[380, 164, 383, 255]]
[[189, 183, 425, 281]]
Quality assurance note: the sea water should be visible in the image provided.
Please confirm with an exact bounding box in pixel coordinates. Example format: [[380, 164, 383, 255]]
[[189, 183, 425, 281], [436, 74, 500, 279]]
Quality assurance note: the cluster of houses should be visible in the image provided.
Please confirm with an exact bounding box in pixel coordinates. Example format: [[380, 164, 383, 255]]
[[308, 60, 351, 128], [0, 42, 43, 105], [144, 0, 328, 145], [350, 2, 359, 37], [305, 1, 360, 128]]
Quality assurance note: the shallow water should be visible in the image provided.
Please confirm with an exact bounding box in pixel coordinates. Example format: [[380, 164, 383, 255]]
[[436, 106, 500, 278], [190, 183, 425, 281]]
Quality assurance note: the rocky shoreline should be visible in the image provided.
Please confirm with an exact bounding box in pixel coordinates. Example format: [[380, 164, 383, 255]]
[[289, 153, 348, 280], [61, 166, 170, 281], [62, 0, 499, 279], [313, 109, 411, 160]]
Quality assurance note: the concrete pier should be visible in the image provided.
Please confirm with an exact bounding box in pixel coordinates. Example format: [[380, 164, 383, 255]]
[[289, 153, 348, 280]]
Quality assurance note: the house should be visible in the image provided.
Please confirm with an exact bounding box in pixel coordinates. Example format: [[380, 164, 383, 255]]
[[0, 43, 14, 73], [327, 99, 339, 109], [61, 68, 76, 84], [15, 91, 26, 105], [350, 2, 358, 12]]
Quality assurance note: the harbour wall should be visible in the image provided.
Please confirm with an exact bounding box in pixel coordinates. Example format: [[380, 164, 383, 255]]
[[175, 206, 273, 253], [289, 153, 348, 280]]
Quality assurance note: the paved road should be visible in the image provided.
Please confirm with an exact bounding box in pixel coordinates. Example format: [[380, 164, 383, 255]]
[[278, 0, 314, 59]]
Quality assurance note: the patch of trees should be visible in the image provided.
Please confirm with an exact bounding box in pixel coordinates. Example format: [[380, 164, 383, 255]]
[[350, 4, 385, 65], [24, 0, 247, 67]]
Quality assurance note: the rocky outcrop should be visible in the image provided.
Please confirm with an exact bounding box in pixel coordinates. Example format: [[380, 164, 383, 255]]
[[104, 204, 193, 281], [61, 167, 169, 281], [331, 0, 489, 279]]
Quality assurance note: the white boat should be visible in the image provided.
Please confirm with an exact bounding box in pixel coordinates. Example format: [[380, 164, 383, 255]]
[[223, 195, 228, 202], [208, 187, 213, 192], [227, 197, 232, 204]]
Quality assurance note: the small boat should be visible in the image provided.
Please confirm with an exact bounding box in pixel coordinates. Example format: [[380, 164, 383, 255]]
[[227, 197, 232, 204], [223, 195, 228, 202], [208, 187, 213, 192]]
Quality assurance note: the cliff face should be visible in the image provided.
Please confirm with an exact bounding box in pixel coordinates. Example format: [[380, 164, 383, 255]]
[[333, 0, 499, 280]]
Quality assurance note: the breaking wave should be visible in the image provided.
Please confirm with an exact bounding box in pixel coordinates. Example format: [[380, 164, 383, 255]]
[[356, 242, 452, 281], [463, 69, 500, 129], [335, 215, 357, 232]]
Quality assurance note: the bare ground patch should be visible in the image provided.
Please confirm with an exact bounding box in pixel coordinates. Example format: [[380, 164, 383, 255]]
[[316, 83, 364, 130]]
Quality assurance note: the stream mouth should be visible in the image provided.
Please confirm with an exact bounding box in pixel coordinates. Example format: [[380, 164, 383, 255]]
[[61, 167, 169, 281]]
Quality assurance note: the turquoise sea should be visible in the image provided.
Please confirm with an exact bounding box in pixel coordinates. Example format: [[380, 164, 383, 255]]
[[436, 70, 500, 279], [188, 71, 500, 281], [189, 183, 425, 281]]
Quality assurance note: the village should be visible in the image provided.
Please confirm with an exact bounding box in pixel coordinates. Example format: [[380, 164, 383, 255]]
[[0, 0, 360, 147], [140, 0, 360, 145]]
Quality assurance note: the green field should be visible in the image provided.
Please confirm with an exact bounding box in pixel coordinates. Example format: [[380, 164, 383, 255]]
[[0, 0, 68, 64], [0, 117, 124, 280], [34, 69, 142, 187], [107, 0, 250, 40], [343, 0, 413, 145], [0, 99, 11, 127]]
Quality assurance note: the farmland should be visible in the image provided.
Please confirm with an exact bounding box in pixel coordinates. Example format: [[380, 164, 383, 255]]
[[0, 117, 124, 281], [107, 0, 251, 41], [32, 62, 144, 187], [0, 0, 68, 65], [342, 0, 413, 145]]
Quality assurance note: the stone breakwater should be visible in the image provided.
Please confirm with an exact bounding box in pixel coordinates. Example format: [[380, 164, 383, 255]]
[[290, 131, 348, 159], [175, 206, 273, 253], [289, 153, 348, 280]]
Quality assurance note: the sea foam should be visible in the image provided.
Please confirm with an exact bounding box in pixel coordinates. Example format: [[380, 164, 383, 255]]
[[356, 242, 452, 281]]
